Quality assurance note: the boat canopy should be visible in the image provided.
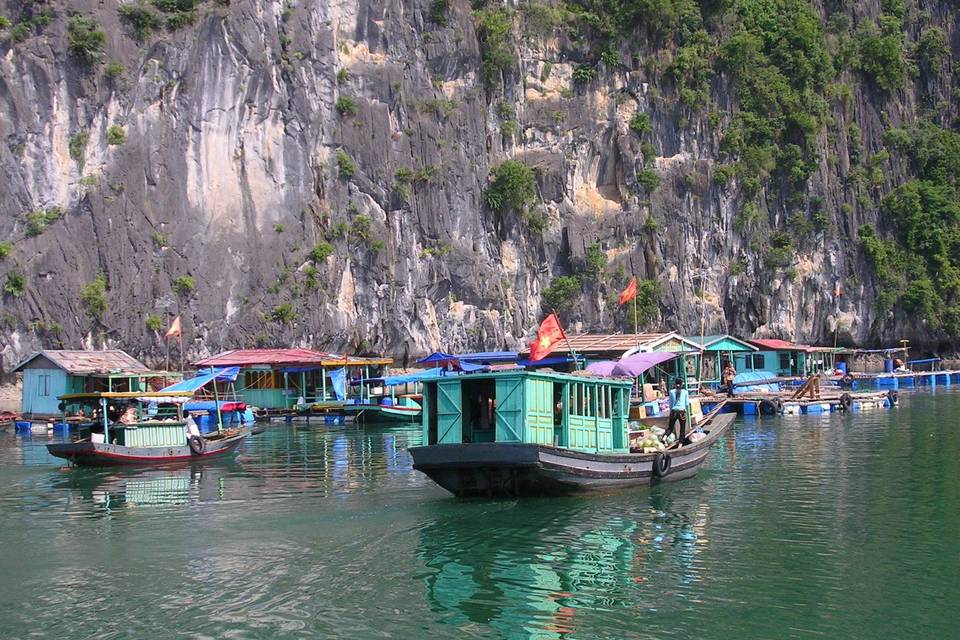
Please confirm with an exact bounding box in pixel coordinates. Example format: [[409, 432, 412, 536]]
[[159, 367, 240, 394], [586, 352, 678, 377], [415, 352, 489, 372], [58, 391, 191, 401], [361, 367, 448, 386]]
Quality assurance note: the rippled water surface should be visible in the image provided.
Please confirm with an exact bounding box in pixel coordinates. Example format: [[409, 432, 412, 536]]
[[2, 391, 959, 639]]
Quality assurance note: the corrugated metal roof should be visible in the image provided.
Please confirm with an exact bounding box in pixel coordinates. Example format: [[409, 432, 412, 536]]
[[749, 339, 818, 352], [194, 349, 391, 367], [13, 350, 149, 374], [528, 332, 701, 356]]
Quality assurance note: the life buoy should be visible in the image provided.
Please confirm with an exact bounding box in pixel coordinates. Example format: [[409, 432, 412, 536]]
[[652, 452, 672, 478], [887, 389, 899, 405], [839, 393, 853, 411], [188, 435, 206, 455], [759, 398, 782, 415]]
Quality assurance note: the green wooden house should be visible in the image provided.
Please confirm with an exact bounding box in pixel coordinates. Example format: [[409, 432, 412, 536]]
[[420, 370, 633, 453], [685, 335, 758, 384], [12, 350, 155, 417]]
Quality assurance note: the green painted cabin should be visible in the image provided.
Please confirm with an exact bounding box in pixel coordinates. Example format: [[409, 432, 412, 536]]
[[421, 371, 633, 453]]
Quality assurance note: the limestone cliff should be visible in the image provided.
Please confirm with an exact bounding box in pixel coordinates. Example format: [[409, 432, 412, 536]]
[[0, 0, 958, 369]]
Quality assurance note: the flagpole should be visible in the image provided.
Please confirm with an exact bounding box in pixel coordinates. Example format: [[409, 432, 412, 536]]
[[552, 309, 581, 371], [164, 337, 170, 385], [179, 332, 184, 374]]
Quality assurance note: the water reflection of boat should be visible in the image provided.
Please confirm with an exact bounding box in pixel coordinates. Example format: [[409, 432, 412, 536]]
[[51, 464, 239, 509], [417, 491, 716, 638]]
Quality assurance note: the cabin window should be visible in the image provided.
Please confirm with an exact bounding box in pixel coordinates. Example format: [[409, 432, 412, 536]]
[[569, 383, 599, 418], [746, 354, 763, 370], [38, 374, 49, 396], [245, 371, 281, 390]]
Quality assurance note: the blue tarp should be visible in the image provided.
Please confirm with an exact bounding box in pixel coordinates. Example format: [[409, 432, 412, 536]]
[[329, 368, 347, 401], [459, 351, 519, 363], [160, 367, 240, 394], [381, 367, 445, 386], [733, 371, 780, 393]]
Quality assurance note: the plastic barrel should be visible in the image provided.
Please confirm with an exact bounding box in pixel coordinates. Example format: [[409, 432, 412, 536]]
[[836, 362, 847, 375], [884, 359, 894, 373], [15, 421, 31, 432]]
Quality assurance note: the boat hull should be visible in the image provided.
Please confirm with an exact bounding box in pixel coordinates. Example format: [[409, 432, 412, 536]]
[[410, 413, 734, 497], [46, 431, 249, 467], [344, 404, 422, 423]]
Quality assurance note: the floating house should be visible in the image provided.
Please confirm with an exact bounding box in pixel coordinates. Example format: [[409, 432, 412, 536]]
[[736, 339, 839, 377], [685, 335, 758, 384], [12, 350, 155, 417], [193, 349, 393, 411]]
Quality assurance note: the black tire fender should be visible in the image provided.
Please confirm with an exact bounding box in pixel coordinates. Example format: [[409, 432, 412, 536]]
[[841, 374, 854, 387], [887, 389, 899, 405], [652, 452, 672, 478], [188, 435, 206, 455], [839, 393, 853, 411], [759, 399, 781, 416]]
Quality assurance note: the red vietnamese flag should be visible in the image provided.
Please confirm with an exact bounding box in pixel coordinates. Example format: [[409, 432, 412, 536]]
[[619, 277, 637, 305], [164, 315, 182, 339], [529, 313, 565, 361]]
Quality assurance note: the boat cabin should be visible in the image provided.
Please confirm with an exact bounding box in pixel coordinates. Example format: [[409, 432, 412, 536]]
[[421, 370, 633, 453], [59, 392, 189, 448]]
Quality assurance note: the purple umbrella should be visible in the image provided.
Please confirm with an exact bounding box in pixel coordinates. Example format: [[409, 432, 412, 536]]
[[611, 352, 679, 377], [586, 360, 618, 376]]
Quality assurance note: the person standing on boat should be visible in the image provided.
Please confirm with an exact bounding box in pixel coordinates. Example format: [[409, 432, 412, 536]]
[[667, 379, 689, 445]]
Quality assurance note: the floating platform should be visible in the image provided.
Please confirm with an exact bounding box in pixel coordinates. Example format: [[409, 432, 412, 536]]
[[699, 389, 897, 416]]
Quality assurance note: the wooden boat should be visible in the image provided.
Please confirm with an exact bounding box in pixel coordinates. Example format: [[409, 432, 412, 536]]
[[409, 370, 734, 497], [47, 391, 248, 467], [343, 395, 422, 423]]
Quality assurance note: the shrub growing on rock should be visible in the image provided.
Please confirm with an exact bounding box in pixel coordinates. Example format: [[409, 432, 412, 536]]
[[107, 125, 126, 146], [67, 16, 107, 65], [541, 275, 582, 313], [80, 275, 108, 321], [3, 272, 26, 298], [484, 159, 536, 213]]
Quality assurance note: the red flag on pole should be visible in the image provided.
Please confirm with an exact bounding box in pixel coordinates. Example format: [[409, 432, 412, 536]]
[[619, 277, 637, 305], [529, 313, 565, 361], [165, 315, 182, 339]]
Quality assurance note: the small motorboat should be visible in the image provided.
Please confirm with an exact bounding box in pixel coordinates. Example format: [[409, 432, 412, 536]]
[[47, 391, 249, 467]]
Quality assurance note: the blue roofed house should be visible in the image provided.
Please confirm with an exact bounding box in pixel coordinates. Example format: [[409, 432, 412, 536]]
[[13, 350, 152, 417]]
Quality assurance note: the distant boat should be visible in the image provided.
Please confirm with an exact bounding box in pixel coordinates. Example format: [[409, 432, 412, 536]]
[[343, 396, 422, 423], [47, 391, 248, 467], [409, 369, 734, 497], [343, 368, 446, 424]]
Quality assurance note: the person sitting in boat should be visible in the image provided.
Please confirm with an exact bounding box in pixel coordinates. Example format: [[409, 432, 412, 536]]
[[118, 406, 138, 425], [185, 412, 201, 438], [667, 379, 688, 445]]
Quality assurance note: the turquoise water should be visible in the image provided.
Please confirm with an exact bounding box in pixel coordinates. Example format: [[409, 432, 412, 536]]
[[1, 391, 958, 638]]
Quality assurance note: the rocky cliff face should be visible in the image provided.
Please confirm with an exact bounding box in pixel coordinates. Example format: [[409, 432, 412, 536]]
[[0, 0, 957, 369]]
